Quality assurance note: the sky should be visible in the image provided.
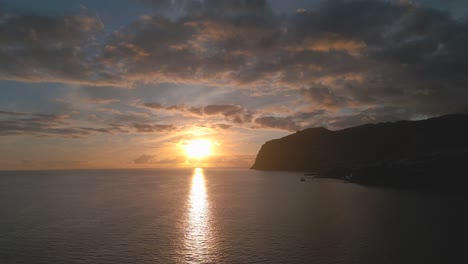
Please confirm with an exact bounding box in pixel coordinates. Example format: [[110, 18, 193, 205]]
[[0, 0, 467, 170]]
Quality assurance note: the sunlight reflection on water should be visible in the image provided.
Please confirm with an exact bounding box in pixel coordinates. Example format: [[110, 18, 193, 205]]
[[1, 170, 467, 263], [184, 168, 214, 263]]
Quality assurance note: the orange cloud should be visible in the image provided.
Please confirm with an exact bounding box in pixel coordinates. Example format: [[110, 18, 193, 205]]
[[286, 35, 367, 56]]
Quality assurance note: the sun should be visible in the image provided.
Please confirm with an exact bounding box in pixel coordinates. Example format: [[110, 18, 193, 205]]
[[184, 139, 213, 159]]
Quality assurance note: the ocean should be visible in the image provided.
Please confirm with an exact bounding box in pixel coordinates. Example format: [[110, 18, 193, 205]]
[[0, 168, 467, 263]]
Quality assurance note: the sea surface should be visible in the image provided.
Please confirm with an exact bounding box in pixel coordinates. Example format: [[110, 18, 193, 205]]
[[0, 168, 467, 264]]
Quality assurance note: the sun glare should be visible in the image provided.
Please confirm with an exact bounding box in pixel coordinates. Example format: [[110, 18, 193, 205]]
[[184, 139, 213, 159]]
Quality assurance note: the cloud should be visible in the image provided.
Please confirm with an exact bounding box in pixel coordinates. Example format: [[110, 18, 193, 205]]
[[0, 8, 126, 86], [143, 103, 253, 124], [1, 0, 467, 125], [144, 101, 330, 131], [140, 0, 269, 16], [326, 106, 413, 130], [254, 116, 301, 131], [300, 85, 352, 108], [293, 110, 327, 121], [142, 154, 256, 167], [0, 110, 174, 137], [203, 154, 257, 167], [133, 123, 176, 132], [0, 110, 29, 116], [143, 100, 330, 132], [203, 104, 253, 124], [39, 160, 89, 169], [152, 155, 187, 164], [285, 34, 367, 56], [212, 123, 232, 130], [0, 111, 90, 137], [86, 99, 120, 104], [253, 109, 328, 131], [134, 154, 156, 164]]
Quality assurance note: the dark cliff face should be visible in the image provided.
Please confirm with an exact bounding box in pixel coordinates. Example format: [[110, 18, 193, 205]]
[[251, 114, 468, 190], [251, 127, 336, 171]]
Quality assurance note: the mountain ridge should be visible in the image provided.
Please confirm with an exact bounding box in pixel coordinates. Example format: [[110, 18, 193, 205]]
[[251, 114, 468, 192]]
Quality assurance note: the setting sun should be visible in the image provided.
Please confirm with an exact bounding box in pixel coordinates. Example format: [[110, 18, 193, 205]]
[[184, 139, 213, 159]]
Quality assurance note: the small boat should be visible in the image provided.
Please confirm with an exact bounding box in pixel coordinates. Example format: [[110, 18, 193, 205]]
[[304, 172, 318, 176]]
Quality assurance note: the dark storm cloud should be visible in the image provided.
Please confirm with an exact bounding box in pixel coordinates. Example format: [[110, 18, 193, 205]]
[[1, 0, 468, 125], [143, 103, 253, 124]]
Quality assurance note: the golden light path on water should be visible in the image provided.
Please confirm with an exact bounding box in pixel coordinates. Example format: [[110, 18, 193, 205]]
[[184, 168, 215, 263]]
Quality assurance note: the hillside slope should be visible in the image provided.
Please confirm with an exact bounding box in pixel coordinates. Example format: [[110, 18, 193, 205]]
[[251, 114, 468, 191]]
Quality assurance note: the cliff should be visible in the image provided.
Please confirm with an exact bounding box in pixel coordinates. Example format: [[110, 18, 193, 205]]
[[251, 114, 468, 191]]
